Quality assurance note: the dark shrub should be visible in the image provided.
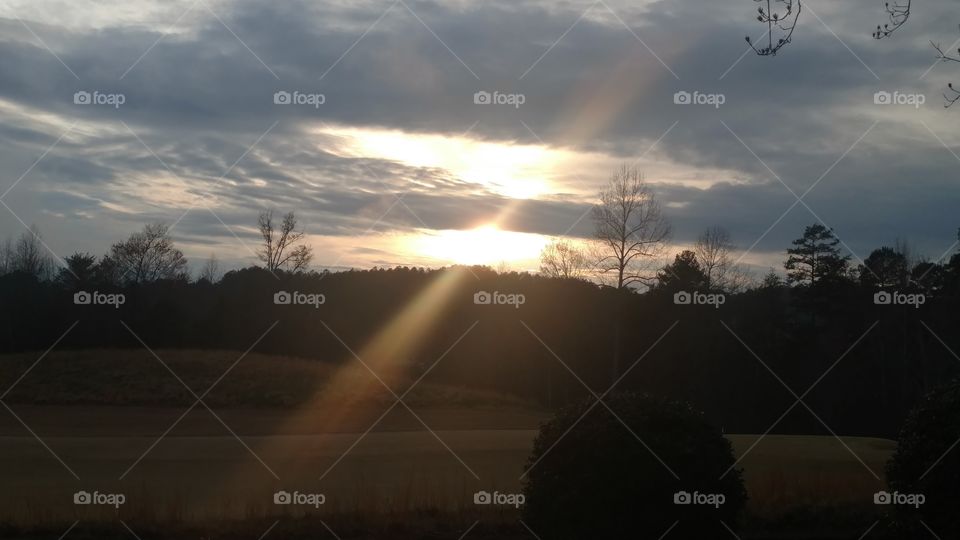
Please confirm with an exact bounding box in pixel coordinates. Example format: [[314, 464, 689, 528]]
[[522, 392, 747, 539], [887, 379, 960, 535]]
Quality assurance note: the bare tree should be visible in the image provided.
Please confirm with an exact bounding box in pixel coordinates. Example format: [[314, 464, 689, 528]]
[[539, 239, 590, 279], [258, 210, 313, 272], [0, 237, 12, 275], [694, 226, 750, 292], [592, 165, 671, 290], [10, 226, 56, 280], [745, 0, 801, 56], [109, 223, 188, 285], [198, 253, 221, 283], [872, 0, 911, 39]]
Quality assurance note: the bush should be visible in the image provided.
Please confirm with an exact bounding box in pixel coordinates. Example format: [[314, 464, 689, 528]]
[[887, 379, 960, 535], [522, 392, 747, 539]]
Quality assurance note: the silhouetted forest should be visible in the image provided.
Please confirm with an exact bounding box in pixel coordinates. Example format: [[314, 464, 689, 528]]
[[2, 221, 959, 439]]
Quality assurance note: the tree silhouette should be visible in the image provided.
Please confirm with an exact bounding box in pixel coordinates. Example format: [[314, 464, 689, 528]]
[[592, 165, 670, 290], [859, 246, 909, 288], [257, 210, 313, 273], [694, 226, 751, 292], [57, 252, 97, 289], [109, 223, 188, 285], [7, 226, 56, 280], [198, 253, 221, 283], [784, 224, 850, 286], [539, 239, 589, 279], [655, 250, 708, 292]]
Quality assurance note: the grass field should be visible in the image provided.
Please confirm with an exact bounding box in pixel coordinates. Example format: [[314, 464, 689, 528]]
[[0, 348, 532, 409], [0, 350, 897, 537]]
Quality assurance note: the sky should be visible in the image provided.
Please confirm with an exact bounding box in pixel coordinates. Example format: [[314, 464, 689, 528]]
[[0, 0, 958, 276]]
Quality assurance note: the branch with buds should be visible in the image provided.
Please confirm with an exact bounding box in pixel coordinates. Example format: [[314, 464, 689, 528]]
[[932, 29, 960, 107], [745, 0, 801, 56], [872, 0, 911, 39]]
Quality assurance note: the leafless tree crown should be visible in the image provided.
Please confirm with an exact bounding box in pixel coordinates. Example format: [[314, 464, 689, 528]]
[[109, 223, 188, 285], [539, 239, 590, 280], [258, 210, 314, 273], [592, 165, 671, 289], [694, 226, 751, 292]]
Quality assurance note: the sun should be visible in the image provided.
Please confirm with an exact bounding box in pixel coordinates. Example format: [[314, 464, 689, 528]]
[[410, 225, 550, 267]]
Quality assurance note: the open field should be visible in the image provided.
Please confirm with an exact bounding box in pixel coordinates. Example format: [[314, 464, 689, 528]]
[[0, 405, 894, 526], [0, 349, 533, 410], [0, 350, 897, 537]]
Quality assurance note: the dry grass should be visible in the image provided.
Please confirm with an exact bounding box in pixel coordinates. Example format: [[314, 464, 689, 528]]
[[0, 350, 897, 536], [0, 431, 895, 530], [0, 349, 533, 409], [728, 434, 894, 519]]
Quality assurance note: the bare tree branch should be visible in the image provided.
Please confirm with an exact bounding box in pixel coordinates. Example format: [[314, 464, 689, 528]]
[[873, 0, 911, 39], [745, 0, 801, 56]]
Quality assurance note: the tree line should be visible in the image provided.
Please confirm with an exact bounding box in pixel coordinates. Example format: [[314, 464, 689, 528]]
[[1, 167, 959, 437]]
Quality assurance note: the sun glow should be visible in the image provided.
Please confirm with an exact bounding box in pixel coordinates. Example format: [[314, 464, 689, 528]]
[[320, 126, 559, 199], [411, 225, 550, 267]]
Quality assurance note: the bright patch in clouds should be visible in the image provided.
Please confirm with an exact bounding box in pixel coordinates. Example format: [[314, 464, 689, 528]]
[[409, 225, 550, 268], [321, 126, 571, 199]]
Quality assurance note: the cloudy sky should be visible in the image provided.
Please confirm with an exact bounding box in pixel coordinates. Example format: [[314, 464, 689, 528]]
[[0, 0, 958, 275]]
